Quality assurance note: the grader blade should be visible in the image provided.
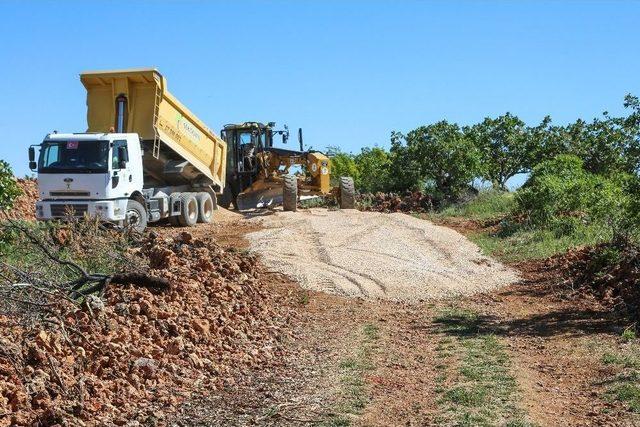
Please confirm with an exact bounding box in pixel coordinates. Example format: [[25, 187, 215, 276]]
[[236, 187, 283, 210]]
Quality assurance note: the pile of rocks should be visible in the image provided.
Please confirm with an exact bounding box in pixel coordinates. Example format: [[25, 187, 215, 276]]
[[1, 178, 38, 221], [0, 231, 296, 426], [556, 239, 640, 322], [357, 191, 434, 213]]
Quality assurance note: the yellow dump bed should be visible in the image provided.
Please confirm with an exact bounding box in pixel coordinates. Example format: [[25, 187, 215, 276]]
[[80, 68, 226, 190]]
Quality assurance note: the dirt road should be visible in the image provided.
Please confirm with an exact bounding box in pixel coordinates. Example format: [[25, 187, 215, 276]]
[[171, 208, 634, 426], [246, 209, 518, 301]]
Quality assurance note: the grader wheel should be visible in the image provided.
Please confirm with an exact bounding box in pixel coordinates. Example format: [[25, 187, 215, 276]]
[[283, 174, 298, 212], [339, 176, 355, 209]]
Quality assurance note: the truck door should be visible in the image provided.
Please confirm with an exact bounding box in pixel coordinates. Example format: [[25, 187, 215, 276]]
[[110, 140, 134, 197]]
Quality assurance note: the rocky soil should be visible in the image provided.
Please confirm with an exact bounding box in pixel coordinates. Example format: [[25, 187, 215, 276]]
[[0, 230, 298, 426], [1, 178, 38, 221]]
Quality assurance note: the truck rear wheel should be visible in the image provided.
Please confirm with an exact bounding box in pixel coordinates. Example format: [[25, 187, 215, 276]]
[[178, 193, 198, 227], [282, 175, 298, 212], [125, 200, 148, 233], [339, 176, 356, 209], [196, 192, 214, 223]]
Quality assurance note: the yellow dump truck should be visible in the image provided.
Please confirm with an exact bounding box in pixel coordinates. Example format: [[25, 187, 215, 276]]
[[28, 68, 227, 231]]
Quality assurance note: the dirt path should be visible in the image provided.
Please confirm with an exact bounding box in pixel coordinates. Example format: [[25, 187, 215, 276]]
[[170, 208, 634, 426], [246, 209, 518, 301]]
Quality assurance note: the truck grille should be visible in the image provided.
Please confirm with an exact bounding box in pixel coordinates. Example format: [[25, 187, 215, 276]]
[[50, 204, 89, 217], [50, 191, 91, 197]]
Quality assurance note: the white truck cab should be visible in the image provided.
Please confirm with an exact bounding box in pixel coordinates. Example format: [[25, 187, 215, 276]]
[[33, 133, 146, 226], [31, 131, 215, 232]]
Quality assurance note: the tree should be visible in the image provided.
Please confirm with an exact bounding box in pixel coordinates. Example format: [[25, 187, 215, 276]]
[[405, 121, 481, 202], [0, 160, 21, 211], [466, 113, 532, 190], [353, 146, 391, 193], [558, 95, 640, 177], [622, 93, 640, 174], [386, 131, 423, 192], [527, 116, 567, 166], [327, 146, 359, 187]]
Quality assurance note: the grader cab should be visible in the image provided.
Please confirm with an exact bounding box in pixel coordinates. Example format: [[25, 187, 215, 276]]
[[219, 122, 355, 211]]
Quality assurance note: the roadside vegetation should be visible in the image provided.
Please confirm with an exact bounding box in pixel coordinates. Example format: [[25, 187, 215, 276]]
[[433, 307, 529, 426], [332, 94, 640, 263], [0, 160, 21, 211], [329, 95, 640, 424], [324, 323, 380, 426]]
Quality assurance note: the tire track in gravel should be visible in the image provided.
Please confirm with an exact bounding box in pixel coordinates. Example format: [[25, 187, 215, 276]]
[[246, 208, 518, 301]]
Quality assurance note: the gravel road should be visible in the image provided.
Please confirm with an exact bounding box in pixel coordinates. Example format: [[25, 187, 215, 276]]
[[246, 208, 518, 301]]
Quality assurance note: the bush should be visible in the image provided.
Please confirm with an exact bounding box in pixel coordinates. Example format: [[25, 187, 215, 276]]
[[0, 160, 21, 210], [515, 155, 629, 231], [328, 146, 392, 193], [353, 147, 391, 193], [328, 147, 360, 188]]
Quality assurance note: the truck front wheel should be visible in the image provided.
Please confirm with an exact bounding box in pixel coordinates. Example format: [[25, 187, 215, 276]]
[[178, 193, 198, 227], [125, 200, 148, 233]]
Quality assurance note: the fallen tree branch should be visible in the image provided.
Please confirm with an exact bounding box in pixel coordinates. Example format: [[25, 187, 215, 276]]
[[4, 219, 90, 278], [112, 272, 170, 290]]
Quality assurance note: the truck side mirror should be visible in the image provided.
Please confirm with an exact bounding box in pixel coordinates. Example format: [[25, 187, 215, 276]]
[[28, 147, 37, 170], [298, 128, 304, 151]]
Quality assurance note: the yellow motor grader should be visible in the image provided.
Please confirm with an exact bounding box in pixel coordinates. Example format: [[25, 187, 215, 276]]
[[219, 122, 355, 211]]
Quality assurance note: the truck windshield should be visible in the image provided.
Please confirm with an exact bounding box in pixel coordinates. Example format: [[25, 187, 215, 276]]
[[38, 140, 109, 173]]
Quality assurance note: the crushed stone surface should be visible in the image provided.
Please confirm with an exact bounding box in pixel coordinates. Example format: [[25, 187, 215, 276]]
[[247, 208, 519, 301]]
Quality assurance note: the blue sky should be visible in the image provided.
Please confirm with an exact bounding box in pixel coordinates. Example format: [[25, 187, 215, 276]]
[[1, 0, 639, 183]]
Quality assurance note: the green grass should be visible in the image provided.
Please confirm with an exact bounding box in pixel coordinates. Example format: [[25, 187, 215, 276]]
[[469, 222, 610, 262], [433, 307, 531, 426], [323, 323, 380, 426], [435, 190, 515, 222], [600, 345, 640, 413], [427, 190, 613, 262]]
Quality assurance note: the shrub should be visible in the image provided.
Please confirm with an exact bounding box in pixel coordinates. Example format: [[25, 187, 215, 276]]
[[515, 155, 628, 230], [328, 148, 360, 188], [0, 160, 21, 210]]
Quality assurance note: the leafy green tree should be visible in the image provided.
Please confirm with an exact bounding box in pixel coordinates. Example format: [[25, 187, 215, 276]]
[[552, 95, 640, 177], [353, 146, 391, 193], [563, 117, 628, 176], [466, 113, 532, 190], [527, 117, 569, 166], [622, 93, 640, 173], [0, 160, 21, 210], [405, 121, 481, 202], [387, 131, 423, 192]]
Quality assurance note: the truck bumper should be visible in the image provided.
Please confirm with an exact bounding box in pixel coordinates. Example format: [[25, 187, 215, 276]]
[[36, 199, 128, 222]]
